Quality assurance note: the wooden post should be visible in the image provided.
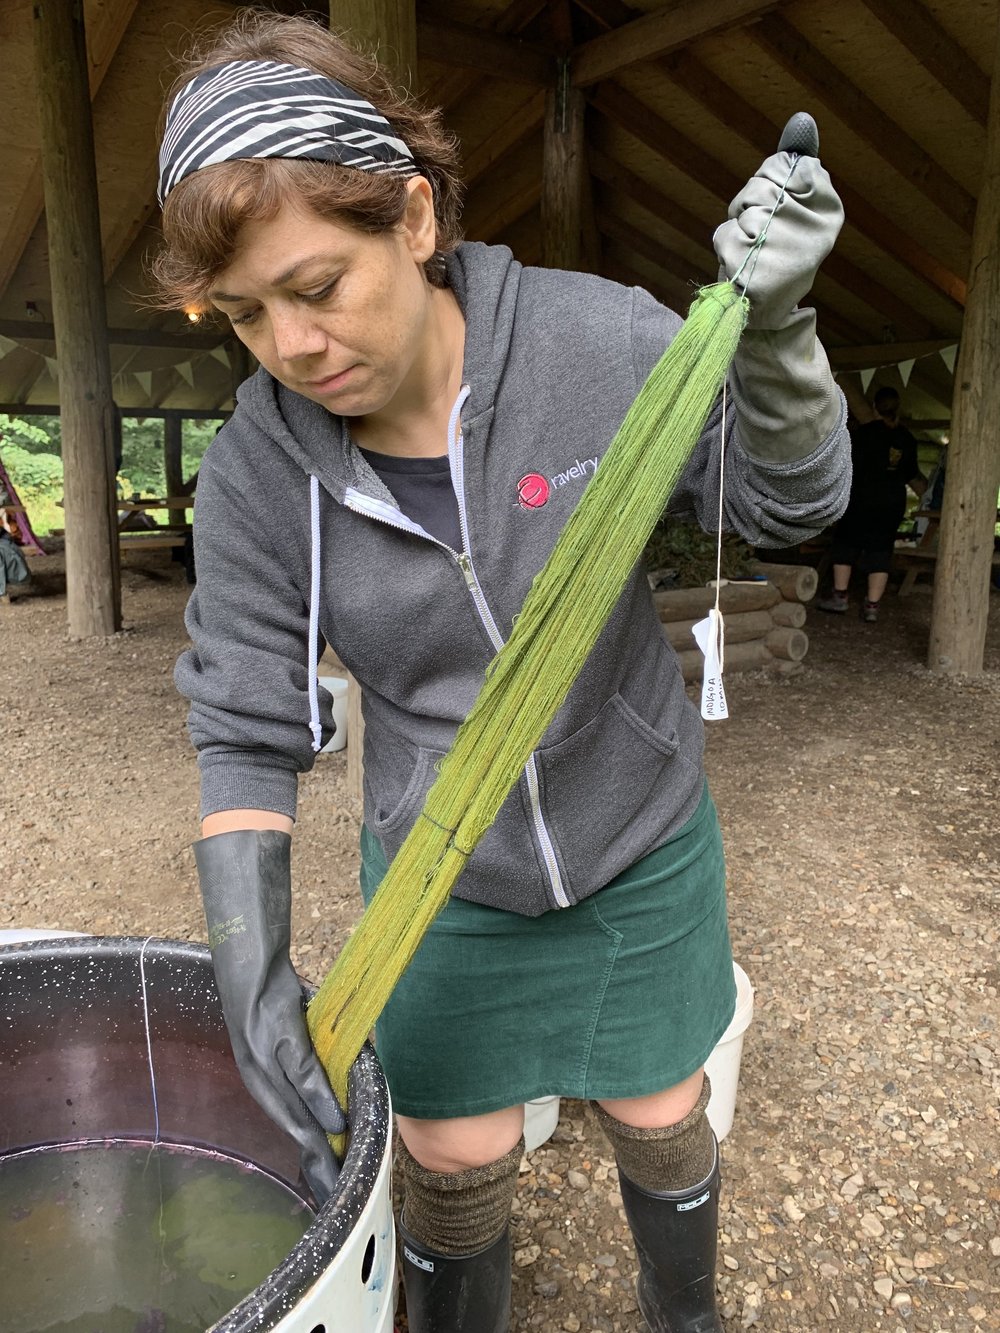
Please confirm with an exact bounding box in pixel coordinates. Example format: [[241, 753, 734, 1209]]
[[326, 0, 417, 796], [542, 2, 598, 271], [928, 20, 1000, 673], [329, 0, 417, 81], [164, 414, 184, 497], [31, 0, 120, 637], [229, 339, 251, 406]]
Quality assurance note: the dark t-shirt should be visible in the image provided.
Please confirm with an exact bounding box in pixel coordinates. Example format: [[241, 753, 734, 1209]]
[[849, 419, 920, 512], [358, 447, 463, 551]]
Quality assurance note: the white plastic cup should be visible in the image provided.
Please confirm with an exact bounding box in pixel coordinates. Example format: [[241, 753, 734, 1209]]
[[704, 962, 754, 1142], [523, 1096, 560, 1151], [317, 676, 349, 753]]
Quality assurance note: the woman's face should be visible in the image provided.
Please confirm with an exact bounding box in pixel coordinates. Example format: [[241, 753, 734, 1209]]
[[208, 179, 439, 418]]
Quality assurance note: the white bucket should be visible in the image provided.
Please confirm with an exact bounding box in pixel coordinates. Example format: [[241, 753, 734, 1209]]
[[704, 962, 754, 1142], [523, 1096, 561, 1151], [318, 675, 349, 753]]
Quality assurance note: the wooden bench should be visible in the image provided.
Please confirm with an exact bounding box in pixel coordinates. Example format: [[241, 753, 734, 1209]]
[[895, 544, 1000, 596], [119, 532, 189, 552]]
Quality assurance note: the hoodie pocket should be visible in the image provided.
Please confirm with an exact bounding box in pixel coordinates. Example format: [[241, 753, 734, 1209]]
[[367, 738, 447, 858], [536, 693, 694, 897]]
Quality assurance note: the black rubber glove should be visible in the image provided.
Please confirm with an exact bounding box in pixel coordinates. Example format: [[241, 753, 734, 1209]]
[[194, 828, 345, 1204]]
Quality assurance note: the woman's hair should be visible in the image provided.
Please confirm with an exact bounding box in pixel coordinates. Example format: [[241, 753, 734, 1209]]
[[150, 10, 464, 308]]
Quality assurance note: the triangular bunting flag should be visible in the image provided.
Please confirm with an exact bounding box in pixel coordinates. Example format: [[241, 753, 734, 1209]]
[[44, 356, 59, 382], [209, 344, 231, 367], [860, 367, 876, 394], [898, 359, 915, 387], [0, 334, 17, 358], [939, 344, 958, 373], [175, 361, 195, 388], [134, 370, 153, 396]]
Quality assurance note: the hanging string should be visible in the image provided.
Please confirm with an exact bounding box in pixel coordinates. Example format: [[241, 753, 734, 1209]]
[[707, 151, 804, 683]]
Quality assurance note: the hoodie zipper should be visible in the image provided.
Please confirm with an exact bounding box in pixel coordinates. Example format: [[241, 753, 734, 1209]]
[[343, 391, 571, 910]]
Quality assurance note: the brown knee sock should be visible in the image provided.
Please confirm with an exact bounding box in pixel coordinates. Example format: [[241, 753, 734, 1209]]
[[398, 1137, 524, 1256], [591, 1076, 715, 1194]]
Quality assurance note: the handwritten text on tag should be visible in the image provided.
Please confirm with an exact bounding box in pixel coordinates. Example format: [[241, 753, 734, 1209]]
[[692, 609, 729, 721]]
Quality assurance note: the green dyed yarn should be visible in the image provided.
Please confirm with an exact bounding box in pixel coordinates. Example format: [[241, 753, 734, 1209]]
[[308, 281, 748, 1136]]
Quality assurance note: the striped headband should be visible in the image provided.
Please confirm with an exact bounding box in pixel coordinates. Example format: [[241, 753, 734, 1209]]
[[158, 60, 418, 204]]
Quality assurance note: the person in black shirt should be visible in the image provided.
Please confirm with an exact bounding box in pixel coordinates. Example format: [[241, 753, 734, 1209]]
[[818, 386, 926, 621]]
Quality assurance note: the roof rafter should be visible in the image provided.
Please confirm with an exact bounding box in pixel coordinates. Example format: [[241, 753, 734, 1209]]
[[417, 14, 552, 85], [571, 0, 780, 86], [0, 0, 138, 302], [576, 0, 966, 308], [656, 49, 968, 309], [748, 14, 977, 233], [590, 82, 939, 338], [420, 0, 548, 110], [857, 0, 989, 126], [461, 89, 547, 185]]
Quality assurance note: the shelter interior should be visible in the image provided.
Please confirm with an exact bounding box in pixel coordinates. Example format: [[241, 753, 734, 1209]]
[[1, 0, 990, 431]]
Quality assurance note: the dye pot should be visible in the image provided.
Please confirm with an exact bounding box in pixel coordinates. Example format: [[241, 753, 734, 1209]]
[[0, 937, 394, 1333]]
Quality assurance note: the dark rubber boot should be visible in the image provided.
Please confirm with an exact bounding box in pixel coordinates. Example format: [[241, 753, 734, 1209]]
[[619, 1145, 724, 1333], [399, 1216, 511, 1332]]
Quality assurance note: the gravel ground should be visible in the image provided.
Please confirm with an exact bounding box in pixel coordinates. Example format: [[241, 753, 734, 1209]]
[[3, 549, 999, 1333]]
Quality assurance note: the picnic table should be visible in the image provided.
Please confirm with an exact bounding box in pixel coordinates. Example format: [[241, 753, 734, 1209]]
[[894, 509, 1000, 595], [117, 496, 194, 552]]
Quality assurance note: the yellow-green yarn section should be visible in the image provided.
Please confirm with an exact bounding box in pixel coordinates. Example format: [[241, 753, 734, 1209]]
[[308, 281, 748, 1145]]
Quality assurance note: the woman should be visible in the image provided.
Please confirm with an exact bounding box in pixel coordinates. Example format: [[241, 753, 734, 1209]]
[[156, 13, 849, 1331]]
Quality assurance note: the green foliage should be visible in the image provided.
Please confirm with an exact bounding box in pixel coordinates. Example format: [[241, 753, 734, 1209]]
[[2, 441, 62, 492], [0, 413, 60, 453], [644, 519, 753, 587], [0, 411, 224, 533]]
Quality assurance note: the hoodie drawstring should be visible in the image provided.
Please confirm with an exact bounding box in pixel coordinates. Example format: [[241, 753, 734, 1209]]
[[307, 473, 323, 752]]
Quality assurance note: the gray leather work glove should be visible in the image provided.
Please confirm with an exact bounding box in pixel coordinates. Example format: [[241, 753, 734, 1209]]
[[194, 828, 345, 1204], [713, 113, 845, 463]]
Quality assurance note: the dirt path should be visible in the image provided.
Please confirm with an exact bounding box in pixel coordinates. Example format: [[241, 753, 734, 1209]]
[[3, 550, 998, 1333]]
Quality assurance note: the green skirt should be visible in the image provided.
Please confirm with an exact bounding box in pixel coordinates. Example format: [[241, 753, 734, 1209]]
[[359, 784, 736, 1119]]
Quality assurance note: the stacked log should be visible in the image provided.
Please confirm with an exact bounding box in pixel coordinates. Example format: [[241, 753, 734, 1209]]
[[654, 564, 816, 683]]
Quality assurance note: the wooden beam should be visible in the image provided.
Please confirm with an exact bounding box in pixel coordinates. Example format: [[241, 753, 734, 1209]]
[[603, 250, 692, 312], [468, 178, 543, 244], [462, 90, 547, 185], [419, 0, 547, 110], [572, 0, 779, 86], [416, 16, 551, 85], [31, 0, 120, 637], [591, 156, 868, 345], [0, 404, 229, 420], [164, 415, 183, 497], [463, 133, 544, 241], [858, 0, 989, 126], [329, 0, 417, 81], [749, 15, 977, 234], [654, 49, 967, 310], [827, 339, 959, 371], [591, 149, 712, 256], [928, 20, 1000, 673], [0, 320, 229, 351], [577, 0, 966, 307], [596, 204, 713, 289], [542, 0, 597, 272], [0, 0, 137, 303], [591, 83, 939, 337]]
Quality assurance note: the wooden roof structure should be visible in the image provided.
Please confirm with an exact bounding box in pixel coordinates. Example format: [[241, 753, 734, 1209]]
[[3, 0, 999, 667], [1, 0, 992, 421]]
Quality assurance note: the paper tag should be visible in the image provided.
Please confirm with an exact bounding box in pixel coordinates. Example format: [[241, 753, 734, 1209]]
[[692, 609, 729, 721]]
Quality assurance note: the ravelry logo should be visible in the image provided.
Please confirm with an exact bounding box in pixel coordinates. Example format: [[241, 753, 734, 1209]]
[[517, 456, 599, 510]]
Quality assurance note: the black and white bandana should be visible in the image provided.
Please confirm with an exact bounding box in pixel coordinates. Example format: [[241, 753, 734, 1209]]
[[157, 60, 418, 204]]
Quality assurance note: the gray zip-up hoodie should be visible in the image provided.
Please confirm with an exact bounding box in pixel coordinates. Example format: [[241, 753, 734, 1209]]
[[177, 242, 849, 916]]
